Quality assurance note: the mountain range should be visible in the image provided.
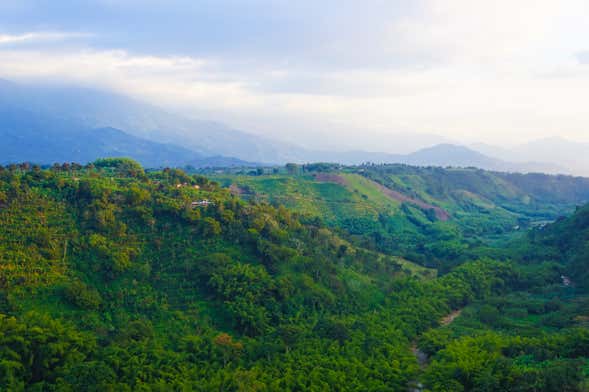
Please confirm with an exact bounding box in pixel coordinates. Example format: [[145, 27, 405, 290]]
[[0, 80, 257, 168], [0, 108, 252, 168], [472, 138, 589, 176], [0, 79, 585, 175]]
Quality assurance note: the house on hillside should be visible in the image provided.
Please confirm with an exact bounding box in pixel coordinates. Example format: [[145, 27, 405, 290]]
[[191, 199, 213, 207], [176, 183, 200, 189]]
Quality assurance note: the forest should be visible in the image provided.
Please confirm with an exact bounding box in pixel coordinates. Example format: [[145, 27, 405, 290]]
[[0, 159, 588, 391]]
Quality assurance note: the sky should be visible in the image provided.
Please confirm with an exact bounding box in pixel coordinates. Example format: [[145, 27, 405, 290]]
[[1, 0, 589, 149]]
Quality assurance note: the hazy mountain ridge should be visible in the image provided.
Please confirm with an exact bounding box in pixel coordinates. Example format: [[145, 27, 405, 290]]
[[0, 103, 252, 168], [401, 144, 569, 174], [471, 138, 589, 176], [0, 79, 582, 174], [0, 80, 307, 164]]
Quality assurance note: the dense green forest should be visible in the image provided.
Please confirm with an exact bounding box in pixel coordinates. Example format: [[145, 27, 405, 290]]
[[1, 160, 588, 391]]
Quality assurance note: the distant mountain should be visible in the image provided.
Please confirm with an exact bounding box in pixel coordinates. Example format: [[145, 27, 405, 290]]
[[0, 80, 513, 168], [512, 137, 589, 176], [403, 144, 498, 168], [0, 105, 252, 168], [358, 131, 456, 155], [471, 137, 589, 176], [401, 144, 568, 174], [308, 144, 564, 174], [0, 80, 308, 164], [290, 130, 456, 155], [0, 79, 575, 173]]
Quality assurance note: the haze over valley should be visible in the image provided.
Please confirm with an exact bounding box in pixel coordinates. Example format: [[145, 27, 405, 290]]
[[1, 79, 586, 176]]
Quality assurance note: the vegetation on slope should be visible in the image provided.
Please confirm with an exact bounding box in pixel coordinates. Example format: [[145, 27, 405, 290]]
[[211, 163, 589, 271], [414, 203, 589, 391], [1, 160, 588, 390]]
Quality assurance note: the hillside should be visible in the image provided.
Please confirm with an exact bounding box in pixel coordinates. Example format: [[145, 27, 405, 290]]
[[413, 205, 589, 391], [212, 164, 589, 269], [516, 203, 589, 288], [1, 160, 589, 390], [0, 160, 440, 390]]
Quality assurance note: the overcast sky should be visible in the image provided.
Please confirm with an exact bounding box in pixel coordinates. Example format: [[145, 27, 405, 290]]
[[1, 0, 589, 147]]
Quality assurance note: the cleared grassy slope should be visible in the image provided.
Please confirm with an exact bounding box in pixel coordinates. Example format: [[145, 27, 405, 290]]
[[216, 173, 399, 228]]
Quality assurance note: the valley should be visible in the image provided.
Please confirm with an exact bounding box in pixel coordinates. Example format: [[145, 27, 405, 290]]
[[211, 164, 589, 270], [3, 2, 589, 390], [1, 159, 588, 390]]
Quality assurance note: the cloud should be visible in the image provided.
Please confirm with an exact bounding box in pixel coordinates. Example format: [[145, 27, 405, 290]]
[[391, 0, 589, 73], [0, 48, 258, 110], [1, 44, 589, 148], [1, 2, 589, 147], [0, 31, 91, 45], [577, 51, 589, 65]]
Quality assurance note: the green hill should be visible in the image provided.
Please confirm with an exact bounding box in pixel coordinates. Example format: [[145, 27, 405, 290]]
[[415, 204, 589, 391], [1, 160, 589, 390], [0, 160, 443, 390], [212, 164, 589, 270], [514, 203, 589, 288]]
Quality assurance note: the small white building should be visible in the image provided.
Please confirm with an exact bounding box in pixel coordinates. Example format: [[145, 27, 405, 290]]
[[192, 199, 213, 207]]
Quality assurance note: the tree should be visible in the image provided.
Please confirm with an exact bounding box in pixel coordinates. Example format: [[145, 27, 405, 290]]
[[278, 325, 304, 353], [93, 158, 145, 178], [213, 333, 243, 367], [126, 184, 150, 206], [285, 163, 300, 175], [63, 280, 102, 310], [478, 304, 501, 326], [202, 217, 222, 237]]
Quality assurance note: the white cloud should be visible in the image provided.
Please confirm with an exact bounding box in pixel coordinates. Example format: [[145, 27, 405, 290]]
[[2, 2, 589, 148], [0, 31, 91, 45], [577, 51, 589, 65], [2, 43, 589, 147], [0, 48, 261, 110]]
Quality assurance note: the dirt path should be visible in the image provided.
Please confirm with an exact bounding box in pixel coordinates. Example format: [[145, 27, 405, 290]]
[[409, 309, 463, 391], [411, 344, 429, 369], [440, 309, 462, 326]]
